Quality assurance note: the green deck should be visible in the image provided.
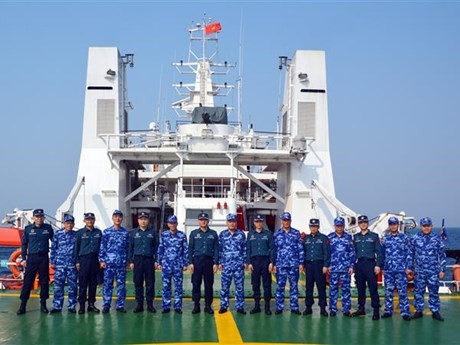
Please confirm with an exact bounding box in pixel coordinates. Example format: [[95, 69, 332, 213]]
[[0, 294, 459, 345]]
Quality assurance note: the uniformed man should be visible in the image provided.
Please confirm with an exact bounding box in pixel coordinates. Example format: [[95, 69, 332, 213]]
[[381, 216, 412, 321], [99, 209, 129, 313], [411, 217, 446, 321], [50, 215, 78, 313], [157, 215, 188, 314], [17, 209, 54, 315], [352, 215, 383, 320], [303, 218, 330, 317], [272, 212, 304, 315], [247, 214, 274, 315], [218, 213, 247, 314], [75, 212, 102, 314], [328, 216, 355, 317], [128, 211, 158, 313], [188, 212, 219, 314]]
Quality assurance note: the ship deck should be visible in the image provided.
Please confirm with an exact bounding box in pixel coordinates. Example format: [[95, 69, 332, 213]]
[[0, 292, 459, 345]]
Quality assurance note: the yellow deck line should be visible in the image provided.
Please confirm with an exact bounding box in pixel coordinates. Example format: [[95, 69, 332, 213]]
[[213, 302, 244, 344]]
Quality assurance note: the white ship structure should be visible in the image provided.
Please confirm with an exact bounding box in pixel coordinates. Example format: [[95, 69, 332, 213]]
[[4, 20, 415, 236]]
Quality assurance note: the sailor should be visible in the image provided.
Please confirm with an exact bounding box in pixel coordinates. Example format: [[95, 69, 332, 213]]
[[272, 212, 304, 315], [247, 214, 274, 315], [411, 217, 446, 321], [328, 216, 355, 317], [99, 209, 129, 313], [157, 215, 188, 314], [218, 213, 247, 314], [381, 217, 412, 321], [188, 212, 219, 314], [75, 212, 102, 314], [352, 215, 383, 320], [128, 211, 158, 313], [17, 209, 54, 315], [50, 215, 78, 314], [303, 218, 330, 317]]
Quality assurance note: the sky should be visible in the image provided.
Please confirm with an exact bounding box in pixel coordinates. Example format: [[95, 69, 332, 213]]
[[0, 0, 459, 226]]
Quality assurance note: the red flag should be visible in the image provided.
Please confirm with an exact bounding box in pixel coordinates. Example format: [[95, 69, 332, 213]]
[[205, 22, 222, 35]]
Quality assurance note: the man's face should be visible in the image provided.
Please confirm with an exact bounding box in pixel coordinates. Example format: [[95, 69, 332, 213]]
[[335, 225, 344, 235], [198, 219, 209, 227], [309, 225, 319, 235], [112, 214, 123, 226], [33, 215, 44, 226], [138, 217, 149, 229], [281, 219, 291, 228], [389, 223, 399, 234], [227, 220, 237, 231], [359, 221, 369, 231], [254, 220, 264, 230], [84, 218, 95, 228], [64, 221, 74, 231], [168, 222, 177, 231], [421, 224, 432, 235]]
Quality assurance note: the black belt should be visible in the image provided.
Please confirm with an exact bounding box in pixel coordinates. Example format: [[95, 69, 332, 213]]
[[134, 255, 154, 258], [80, 253, 98, 258], [28, 253, 48, 256], [357, 258, 375, 262], [252, 255, 269, 259]]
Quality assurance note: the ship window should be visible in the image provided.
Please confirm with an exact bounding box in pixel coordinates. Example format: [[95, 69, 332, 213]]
[[97, 99, 115, 134], [297, 101, 316, 138]]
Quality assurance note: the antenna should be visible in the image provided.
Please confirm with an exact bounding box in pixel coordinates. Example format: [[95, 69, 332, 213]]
[[156, 65, 163, 124], [237, 9, 243, 125]]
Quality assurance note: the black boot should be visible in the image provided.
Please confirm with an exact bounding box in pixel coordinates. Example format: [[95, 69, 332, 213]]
[[264, 301, 272, 315], [204, 304, 214, 314], [302, 306, 312, 316], [320, 307, 328, 317], [372, 308, 380, 321], [87, 303, 100, 313], [250, 299, 261, 314], [17, 300, 27, 315], [412, 311, 423, 319], [352, 309, 366, 317], [147, 302, 156, 313], [40, 300, 49, 314], [78, 303, 85, 315], [432, 311, 444, 322], [133, 302, 144, 313], [192, 302, 201, 314]]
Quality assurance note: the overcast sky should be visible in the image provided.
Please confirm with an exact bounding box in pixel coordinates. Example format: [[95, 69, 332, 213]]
[[0, 1, 459, 226]]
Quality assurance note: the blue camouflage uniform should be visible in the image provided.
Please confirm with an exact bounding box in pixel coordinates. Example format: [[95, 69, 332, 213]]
[[218, 226, 247, 310], [381, 230, 412, 316], [411, 227, 446, 313], [247, 225, 274, 305], [158, 228, 188, 311], [128, 223, 157, 307], [50, 226, 78, 311], [328, 230, 356, 314], [303, 220, 330, 309], [353, 218, 383, 311], [20, 209, 54, 304], [99, 224, 129, 310], [273, 219, 304, 312]]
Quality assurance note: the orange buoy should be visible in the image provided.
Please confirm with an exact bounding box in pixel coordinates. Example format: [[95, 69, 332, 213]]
[[453, 264, 460, 281], [8, 248, 22, 278]]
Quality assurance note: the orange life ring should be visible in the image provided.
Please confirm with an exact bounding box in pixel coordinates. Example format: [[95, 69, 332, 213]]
[[8, 248, 22, 278]]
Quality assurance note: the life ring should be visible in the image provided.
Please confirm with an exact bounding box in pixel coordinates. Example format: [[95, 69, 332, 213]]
[[8, 248, 22, 278]]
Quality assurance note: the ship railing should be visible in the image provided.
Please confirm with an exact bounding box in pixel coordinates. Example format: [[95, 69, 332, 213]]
[[101, 129, 295, 152], [182, 183, 229, 199]]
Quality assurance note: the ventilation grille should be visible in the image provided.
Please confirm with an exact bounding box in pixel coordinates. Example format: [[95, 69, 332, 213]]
[[97, 99, 115, 135], [297, 102, 316, 138]]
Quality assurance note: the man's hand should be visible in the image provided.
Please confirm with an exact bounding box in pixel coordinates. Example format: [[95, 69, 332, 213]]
[[189, 264, 194, 273], [439, 272, 446, 279], [183, 266, 187, 272], [21, 260, 26, 268], [299, 264, 304, 273], [243, 263, 248, 270], [129, 263, 134, 270], [157, 265, 162, 270], [374, 266, 381, 275], [268, 263, 274, 273], [218, 264, 223, 271], [322, 267, 328, 275], [348, 267, 354, 275], [100, 262, 106, 269], [50, 264, 55, 269], [272, 265, 277, 274], [213, 264, 218, 273], [248, 264, 254, 273], [76, 263, 80, 271]]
